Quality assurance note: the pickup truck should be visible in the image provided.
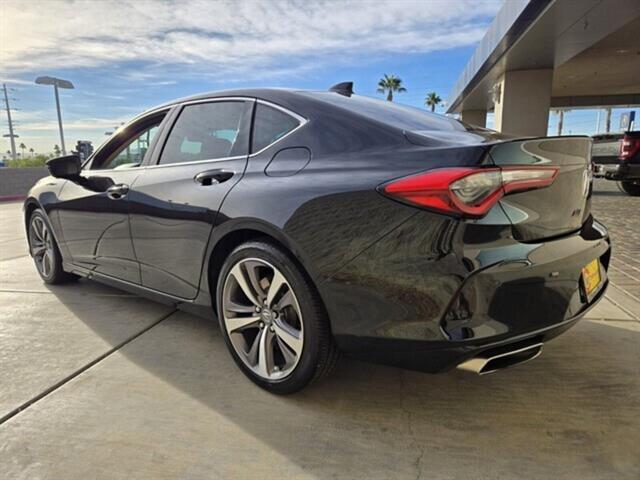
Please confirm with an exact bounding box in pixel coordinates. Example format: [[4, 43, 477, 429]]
[[593, 131, 640, 196]]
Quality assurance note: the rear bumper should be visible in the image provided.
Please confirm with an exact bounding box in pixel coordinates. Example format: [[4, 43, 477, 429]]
[[601, 162, 640, 180], [593, 162, 617, 177], [334, 279, 606, 373], [321, 211, 611, 372]]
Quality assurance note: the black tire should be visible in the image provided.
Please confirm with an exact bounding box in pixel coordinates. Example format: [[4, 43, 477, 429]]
[[619, 180, 640, 196], [216, 240, 338, 394], [28, 209, 78, 285]]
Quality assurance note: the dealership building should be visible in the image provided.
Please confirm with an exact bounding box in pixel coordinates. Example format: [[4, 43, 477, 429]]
[[447, 0, 640, 136]]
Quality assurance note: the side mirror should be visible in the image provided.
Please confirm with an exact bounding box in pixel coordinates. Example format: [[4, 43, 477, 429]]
[[46, 154, 81, 179]]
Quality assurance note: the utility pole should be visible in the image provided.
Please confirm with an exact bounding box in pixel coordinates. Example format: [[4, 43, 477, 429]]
[[605, 107, 612, 133], [2, 83, 18, 160]]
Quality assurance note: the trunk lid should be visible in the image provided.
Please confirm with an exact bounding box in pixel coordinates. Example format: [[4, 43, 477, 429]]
[[488, 137, 592, 242]]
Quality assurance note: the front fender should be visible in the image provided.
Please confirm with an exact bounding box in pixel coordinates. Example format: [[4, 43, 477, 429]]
[[23, 176, 68, 258]]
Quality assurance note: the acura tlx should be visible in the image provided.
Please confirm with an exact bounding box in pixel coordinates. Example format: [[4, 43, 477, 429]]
[[25, 82, 610, 393]]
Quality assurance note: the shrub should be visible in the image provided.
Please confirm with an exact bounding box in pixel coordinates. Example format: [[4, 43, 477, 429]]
[[6, 154, 50, 168]]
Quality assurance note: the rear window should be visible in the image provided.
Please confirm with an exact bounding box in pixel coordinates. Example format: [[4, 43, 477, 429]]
[[302, 92, 467, 132]]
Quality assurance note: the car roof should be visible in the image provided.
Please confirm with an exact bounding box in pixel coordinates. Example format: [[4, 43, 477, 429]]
[[155, 87, 460, 125], [140, 87, 472, 139], [156, 88, 311, 109]]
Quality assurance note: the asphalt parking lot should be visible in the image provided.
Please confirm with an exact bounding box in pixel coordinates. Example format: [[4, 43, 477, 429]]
[[1, 179, 639, 480]]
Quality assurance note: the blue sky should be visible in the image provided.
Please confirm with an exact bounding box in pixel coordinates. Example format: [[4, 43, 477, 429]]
[[1, 0, 636, 156], [0, 0, 500, 154]]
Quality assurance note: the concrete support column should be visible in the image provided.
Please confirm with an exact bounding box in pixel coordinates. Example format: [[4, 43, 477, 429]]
[[460, 109, 487, 127], [493, 69, 553, 137]]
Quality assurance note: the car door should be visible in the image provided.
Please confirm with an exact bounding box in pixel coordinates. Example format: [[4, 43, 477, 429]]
[[127, 98, 253, 299], [55, 109, 170, 283]]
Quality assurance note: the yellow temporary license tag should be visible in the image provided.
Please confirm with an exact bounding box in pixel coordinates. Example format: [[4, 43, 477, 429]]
[[582, 259, 601, 297]]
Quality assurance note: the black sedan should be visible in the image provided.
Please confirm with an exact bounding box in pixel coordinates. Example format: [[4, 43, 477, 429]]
[[24, 83, 610, 393]]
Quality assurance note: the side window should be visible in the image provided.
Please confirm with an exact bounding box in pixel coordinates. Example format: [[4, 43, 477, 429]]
[[90, 110, 165, 170], [252, 103, 301, 153], [159, 101, 249, 165], [95, 125, 160, 170]]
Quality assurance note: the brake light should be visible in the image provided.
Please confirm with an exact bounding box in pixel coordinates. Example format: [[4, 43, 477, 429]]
[[381, 167, 558, 218], [619, 136, 640, 161]]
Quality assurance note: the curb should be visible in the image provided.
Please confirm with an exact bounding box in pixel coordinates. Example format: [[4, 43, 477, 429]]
[[606, 283, 640, 321]]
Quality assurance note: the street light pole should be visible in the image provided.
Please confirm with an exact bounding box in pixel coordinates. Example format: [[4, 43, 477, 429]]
[[35, 76, 74, 156], [53, 83, 66, 155]]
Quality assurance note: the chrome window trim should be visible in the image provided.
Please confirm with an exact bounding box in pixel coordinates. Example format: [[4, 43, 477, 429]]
[[151, 97, 254, 168], [81, 165, 145, 174], [180, 96, 254, 106], [84, 96, 309, 173], [84, 106, 172, 171], [81, 154, 250, 173], [145, 155, 248, 170]]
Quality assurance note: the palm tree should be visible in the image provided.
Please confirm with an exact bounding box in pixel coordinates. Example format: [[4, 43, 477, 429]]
[[53, 144, 61, 156], [19, 142, 26, 158], [377, 74, 406, 102], [29, 147, 35, 157], [552, 109, 569, 135], [425, 92, 442, 112]]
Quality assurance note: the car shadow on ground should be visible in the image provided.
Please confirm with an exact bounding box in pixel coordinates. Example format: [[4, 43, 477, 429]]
[[48, 279, 640, 478]]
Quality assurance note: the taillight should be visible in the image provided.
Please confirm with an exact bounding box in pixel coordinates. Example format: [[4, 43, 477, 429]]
[[619, 136, 640, 161], [380, 167, 558, 218]]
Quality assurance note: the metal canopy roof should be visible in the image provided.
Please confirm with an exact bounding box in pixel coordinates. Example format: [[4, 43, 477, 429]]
[[447, 0, 640, 113]]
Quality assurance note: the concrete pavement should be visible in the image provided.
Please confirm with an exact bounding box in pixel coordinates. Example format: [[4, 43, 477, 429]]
[[1, 179, 639, 479], [0, 201, 29, 262]]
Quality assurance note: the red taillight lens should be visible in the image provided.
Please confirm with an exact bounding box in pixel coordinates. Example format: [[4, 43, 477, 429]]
[[619, 137, 640, 161], [381, 167, 558, 218]]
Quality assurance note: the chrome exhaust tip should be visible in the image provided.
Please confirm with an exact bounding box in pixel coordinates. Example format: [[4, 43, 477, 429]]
[[457, 343, 543, 375]]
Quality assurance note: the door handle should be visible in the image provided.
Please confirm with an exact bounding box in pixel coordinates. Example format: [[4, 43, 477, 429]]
[[106, 183, 130, 200], [195, 169, 234, 186]]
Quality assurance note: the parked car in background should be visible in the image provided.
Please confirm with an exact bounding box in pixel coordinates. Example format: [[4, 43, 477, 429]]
[[609, 131, 640, 196], [23, 84, 611, 393], [592, 131, 640, 196]]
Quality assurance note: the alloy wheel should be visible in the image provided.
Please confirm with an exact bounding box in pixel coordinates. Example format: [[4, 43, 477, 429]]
[[222, 258, 304, 380], [29, 216, 55, 279]]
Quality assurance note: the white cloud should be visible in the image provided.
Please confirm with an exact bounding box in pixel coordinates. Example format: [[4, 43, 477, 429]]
[[79, 91, 126, 100], [1, 0, 503, 153], [1, 0, 501, 77], [13, 117, 128, 131], [0, 77, 33, 85]]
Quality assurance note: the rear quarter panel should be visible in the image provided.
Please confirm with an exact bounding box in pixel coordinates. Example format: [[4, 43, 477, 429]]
[[203, 103, 492, 335], [216, 105, 490, 283]]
